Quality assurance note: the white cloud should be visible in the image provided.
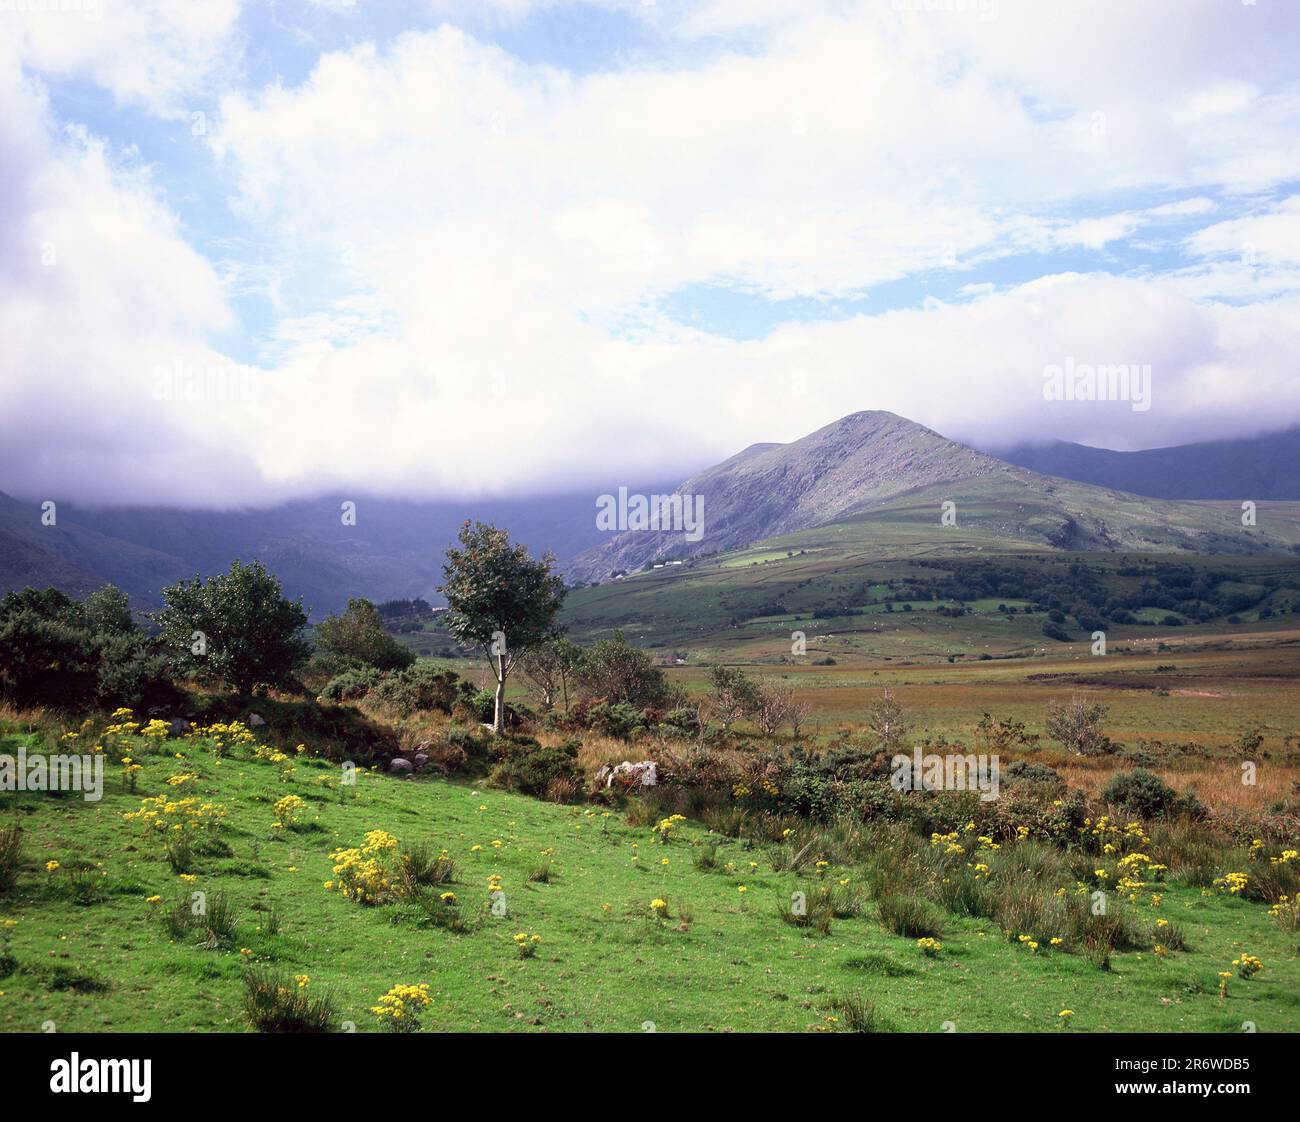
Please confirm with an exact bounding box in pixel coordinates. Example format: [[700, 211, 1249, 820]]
[[6, 1, 1300, 507], [5, 0, 244, 116]]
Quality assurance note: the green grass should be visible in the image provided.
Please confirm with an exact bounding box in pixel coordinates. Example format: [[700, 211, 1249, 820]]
[[2, 724, 1297, 1032]]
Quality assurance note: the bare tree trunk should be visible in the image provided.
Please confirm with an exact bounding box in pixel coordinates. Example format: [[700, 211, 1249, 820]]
[[493, 651, 506, 734]]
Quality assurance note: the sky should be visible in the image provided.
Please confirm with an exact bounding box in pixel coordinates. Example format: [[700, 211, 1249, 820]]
[[3, 0, 1300, 508]]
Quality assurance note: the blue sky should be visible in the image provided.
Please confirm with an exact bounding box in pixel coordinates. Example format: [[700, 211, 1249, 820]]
[[4, 0, 1300, 506]]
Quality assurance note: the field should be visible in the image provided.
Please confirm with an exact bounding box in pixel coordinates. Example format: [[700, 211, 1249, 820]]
[[1, 716, 1297, 1034], [4, 524, 1299, 1035]]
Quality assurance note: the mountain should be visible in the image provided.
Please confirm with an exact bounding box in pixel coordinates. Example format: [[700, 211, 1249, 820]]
[[566, 411, 1300, 582], [0, 488, 644, 618], [993, 427, 1300, 500]]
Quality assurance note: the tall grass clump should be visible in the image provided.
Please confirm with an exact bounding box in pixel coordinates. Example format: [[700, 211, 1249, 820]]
[[0, 824, 21, 895], [397, 841, 457, 897], [877, 893, 945, 938], [164, 889, 238, 949], [830, 993, 894, 1033], [242, 970, 338, 1033]]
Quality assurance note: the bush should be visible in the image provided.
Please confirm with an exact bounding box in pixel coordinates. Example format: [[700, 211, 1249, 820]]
[[313, 598, 415, 671], [0, 586, 177, 710], [659, 707, 701, 739], [1046, 696, 1112, 756], [93, 630, 181, 710], [1003, 760, 1063, 786], [1101, 769, 1204, 819], [588, 701, 646, 741], [576, 633, 676, 709], [488, 737, 584, 798], [320, 667, 383, 702], [437, 725, 494, 776]]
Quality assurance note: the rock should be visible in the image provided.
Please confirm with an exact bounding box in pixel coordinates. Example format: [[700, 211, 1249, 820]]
[[248, 713, 266, 727], [167, 718, 192, 737], [412, 753, 430, 771], [389, 758, 414, 775], [603, 761, 658, 788]]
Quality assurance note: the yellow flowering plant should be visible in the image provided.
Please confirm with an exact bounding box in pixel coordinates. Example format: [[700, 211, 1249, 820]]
[[328, 829, 401, 906], [372, 982, 432, 1032]]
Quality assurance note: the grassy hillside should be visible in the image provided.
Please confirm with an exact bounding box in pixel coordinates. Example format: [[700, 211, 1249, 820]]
[[2, 716, 1297, 1033], [560, 516, 1300, 656]]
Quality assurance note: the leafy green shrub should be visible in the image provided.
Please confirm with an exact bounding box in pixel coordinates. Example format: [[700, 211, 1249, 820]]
[[575, 632, 676, 709], [1101, 769, 1204, 819], [588, 701, 646, 741], [659, 707, 700, 739], [1004, 760, 1062, 785], [0, 586, 177, 710], [369, 663, 460, 717], [93, 630, 182, 709], [488, 737, 583, 798], [437, 725, 494, 776], [313, 598, 415, 671], [320, 667, 383, 702]]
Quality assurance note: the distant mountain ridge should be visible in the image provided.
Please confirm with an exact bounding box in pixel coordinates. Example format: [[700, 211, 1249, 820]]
[[566, 411, 1300, 581], [4, 413, 1298, 611], [0, 490, 638, 618], [993, 427, 1300, 500]]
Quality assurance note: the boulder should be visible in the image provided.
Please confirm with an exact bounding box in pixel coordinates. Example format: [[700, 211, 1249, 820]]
[[389, 757, 414, 775], [600, 760, 658, 788], [248, 713, 267, 727]]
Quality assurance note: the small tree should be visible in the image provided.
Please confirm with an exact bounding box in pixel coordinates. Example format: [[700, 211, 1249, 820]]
[[1045, 695, 1111, 756], [313, 597, 415, 671], [866, 687, 908, 750], [520, 637, 583, 713], [82, 584, 134, 635], [576, 632, 674, 709], [707, 665, 761, 732], [158, 560, 310, 697], [439, 522, 566, 734], [753, 677, 809, 738]]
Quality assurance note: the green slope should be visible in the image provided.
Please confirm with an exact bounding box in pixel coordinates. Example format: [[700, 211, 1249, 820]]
[[2, 723, 1296, 1033]]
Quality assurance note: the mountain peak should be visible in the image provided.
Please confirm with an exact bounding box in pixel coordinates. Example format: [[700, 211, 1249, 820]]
[[568, 409, 1009, 580]]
